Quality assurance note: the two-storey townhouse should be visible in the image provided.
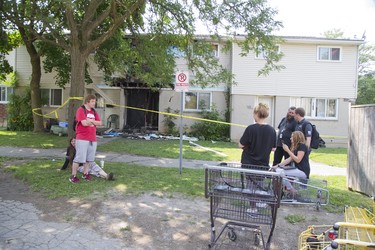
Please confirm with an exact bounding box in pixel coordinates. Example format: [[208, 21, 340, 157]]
[[4, 36, 362, 147], [229, 36, 363, 147]]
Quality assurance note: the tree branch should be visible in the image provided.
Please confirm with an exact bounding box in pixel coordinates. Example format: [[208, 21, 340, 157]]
[[86, 0, 146, 54], [81, 0, 104, 31]]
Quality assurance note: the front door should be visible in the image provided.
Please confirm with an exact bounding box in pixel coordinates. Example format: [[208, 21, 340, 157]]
[[257, 96, 275, 127], [125, 89, 159, 129]]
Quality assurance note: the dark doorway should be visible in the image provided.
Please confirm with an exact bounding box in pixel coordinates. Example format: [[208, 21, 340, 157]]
[[125, 88, 159, 130]]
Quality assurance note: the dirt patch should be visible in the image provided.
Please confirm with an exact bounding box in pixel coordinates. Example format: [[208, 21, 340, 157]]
[[0, 164, 343, 249]]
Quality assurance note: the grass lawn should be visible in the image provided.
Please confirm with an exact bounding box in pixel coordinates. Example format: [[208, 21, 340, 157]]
[[0, 129, 371, 213], [99, 137, 348, 167], [0, 128, 348, 166], [2, 158, 373, 213], [0, 129, 68, 148], [309, 147, 347, 167]]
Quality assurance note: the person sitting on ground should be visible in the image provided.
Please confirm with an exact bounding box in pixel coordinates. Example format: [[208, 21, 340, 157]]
[[61, 137, 114, 181], [271, 131, 310, 192], [77, 161, 114, 181]]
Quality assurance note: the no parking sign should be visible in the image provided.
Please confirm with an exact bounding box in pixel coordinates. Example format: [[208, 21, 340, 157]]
[[175, 72, 189, 92]]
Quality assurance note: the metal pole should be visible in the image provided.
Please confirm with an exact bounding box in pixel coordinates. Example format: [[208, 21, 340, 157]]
[[179, 91, 183, 174]]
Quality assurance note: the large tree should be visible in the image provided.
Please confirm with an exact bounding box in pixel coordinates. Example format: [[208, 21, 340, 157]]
[[5, 0, 283, 137], [356, 43, 375, 104], [1, 1, 46, 132]]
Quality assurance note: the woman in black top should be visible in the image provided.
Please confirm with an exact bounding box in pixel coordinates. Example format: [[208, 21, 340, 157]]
[[239, 103, 276, 167], [271, 131, 310, 191]]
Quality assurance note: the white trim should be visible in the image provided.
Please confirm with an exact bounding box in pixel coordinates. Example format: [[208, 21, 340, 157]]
[[41, 88, 63, 107], [0, 86, 14, 103], [254, 45, 281, 60], [183, 91, 212, 112], [291, 97, 339, 120], [211, 43, 219, 58], [317, 46, 342, 62]]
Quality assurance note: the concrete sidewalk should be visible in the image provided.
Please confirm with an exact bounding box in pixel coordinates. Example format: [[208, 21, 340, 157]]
[[0, 146, 346, 176]]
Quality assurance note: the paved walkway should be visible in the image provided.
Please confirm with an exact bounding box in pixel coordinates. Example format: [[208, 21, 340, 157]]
[[0, 146, 346, 176], [0, 145, 345, 249], [0, 198, 125, 250]]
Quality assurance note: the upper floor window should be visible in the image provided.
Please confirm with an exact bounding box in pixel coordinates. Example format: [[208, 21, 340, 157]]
[[184, 91, 212, 111], [255, 45, 280, 59], [41, 88, 62, 107], [290, 97, 338, 119], [168, 45, 186, 58], [211, 44, 219, 57], [0, 86, 14, 103], [317, 46, 341, 61]]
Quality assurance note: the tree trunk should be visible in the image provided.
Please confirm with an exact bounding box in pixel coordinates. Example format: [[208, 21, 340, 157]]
[[68, 46, 87, 138], [25, 41, 44, 132]]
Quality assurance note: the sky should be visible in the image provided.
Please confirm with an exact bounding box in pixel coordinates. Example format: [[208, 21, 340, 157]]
[[268, 0, 375, 44]]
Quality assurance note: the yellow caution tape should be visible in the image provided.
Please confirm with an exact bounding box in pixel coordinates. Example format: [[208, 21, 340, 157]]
[[32, 96, 247, 127], [31, 96, 347, 138]]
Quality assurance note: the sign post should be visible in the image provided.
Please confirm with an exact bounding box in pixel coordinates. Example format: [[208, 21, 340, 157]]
[[175, 72, 189, 174]]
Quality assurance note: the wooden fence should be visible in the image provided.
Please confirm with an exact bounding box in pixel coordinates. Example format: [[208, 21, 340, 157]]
[[348, 104, 375, 197]]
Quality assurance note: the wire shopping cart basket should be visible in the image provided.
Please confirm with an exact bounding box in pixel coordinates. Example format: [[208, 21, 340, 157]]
[[280, 177, 330, 211], [205, 164, 283, 249], [218, 163, 330, 210]]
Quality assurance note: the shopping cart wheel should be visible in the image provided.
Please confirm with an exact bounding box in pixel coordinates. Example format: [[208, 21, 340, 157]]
[[316, 201, 321, 211], [227, 229, 237, 241]]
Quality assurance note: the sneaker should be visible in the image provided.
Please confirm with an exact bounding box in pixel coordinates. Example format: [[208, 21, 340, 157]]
[[69, 175, 80, 184], [106, 172, 114, 181], [82, 173, 92, 181]]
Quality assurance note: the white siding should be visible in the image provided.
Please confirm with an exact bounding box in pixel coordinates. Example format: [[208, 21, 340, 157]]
[[232, 42, 359, 99], [5, 50, 16, 69], [158, 89, 227, 134], [13, 46, 32, 87]]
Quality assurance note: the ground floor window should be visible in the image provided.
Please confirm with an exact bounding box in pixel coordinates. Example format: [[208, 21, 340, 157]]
[[0, 86, 14, 103], [290, 97, 338, 119], [41, 88, 63, 107], [184, 92, 212, 111]]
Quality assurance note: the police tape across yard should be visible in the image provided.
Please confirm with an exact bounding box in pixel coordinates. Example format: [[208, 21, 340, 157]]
[[31, 96, 345, 139]]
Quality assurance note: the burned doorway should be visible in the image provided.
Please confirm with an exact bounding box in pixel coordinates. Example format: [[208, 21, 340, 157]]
[[125, 88, 159, 130]]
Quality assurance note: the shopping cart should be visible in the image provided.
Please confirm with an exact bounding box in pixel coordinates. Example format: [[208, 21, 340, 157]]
[[298, 224, 333, 249], [205, 164, 283, 249], [218, 163, 330, 210], [298, 222, 375, 249], [280, 176, 330, 210]]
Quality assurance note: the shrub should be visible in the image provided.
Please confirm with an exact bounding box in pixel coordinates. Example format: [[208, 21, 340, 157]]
[[162, 107, 179, 136], [7, 88, 34, 131], [190, 105, 230, 141]]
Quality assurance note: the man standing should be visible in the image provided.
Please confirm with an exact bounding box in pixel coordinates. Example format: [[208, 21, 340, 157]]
[[70, 94, 102, 183], [294, 107, 313, 150], [273, 106, 297, 166]]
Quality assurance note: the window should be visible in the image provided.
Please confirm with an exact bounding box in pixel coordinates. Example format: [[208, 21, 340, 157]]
[[211, 44, 219, 57], [41, 88, 62, 106], [255, 45, 280, 59], [0, 86, 14, 103], [168, 45, 186, 58], [291, 97, 338, 119], [317, 47, 341, 61], [184, 92, 211, 111]]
